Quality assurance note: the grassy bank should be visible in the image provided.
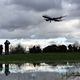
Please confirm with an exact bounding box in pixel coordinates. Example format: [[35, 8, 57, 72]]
[[0, 52, 80, 63]]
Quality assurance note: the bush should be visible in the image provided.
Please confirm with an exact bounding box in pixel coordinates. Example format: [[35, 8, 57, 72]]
[[10, 44, 26, 54], [29, 46, 42, 53]]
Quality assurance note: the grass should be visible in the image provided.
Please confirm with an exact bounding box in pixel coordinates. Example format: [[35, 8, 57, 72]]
[[0, 52, 80, 63]]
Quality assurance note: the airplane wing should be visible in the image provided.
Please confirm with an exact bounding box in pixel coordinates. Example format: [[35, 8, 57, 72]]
[[53, 16, 66, 19], [53, 18, 63, 22]]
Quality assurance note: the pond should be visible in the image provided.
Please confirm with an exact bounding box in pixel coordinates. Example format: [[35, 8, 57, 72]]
[[0, 62, 80, 80]]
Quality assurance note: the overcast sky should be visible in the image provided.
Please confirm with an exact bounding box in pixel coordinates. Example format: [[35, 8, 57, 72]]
[[0, 0, 80, 47]]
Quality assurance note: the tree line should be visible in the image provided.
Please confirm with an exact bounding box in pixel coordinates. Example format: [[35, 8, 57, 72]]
[[10, 42, 80, 54]]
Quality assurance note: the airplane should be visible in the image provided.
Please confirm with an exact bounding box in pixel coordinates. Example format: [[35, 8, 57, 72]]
[[42, 15, 66, 22]]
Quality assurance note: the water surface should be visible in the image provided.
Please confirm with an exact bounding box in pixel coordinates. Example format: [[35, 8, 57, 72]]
[[0, 62, 80, 80]]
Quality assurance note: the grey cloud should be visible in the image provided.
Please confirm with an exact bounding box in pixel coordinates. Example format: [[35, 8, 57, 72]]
[[69, 0, 80, 10], [11, 0, 62, 11], [61, 0, 80, 18], [0, 19, 80, 40], [69, 0, 80, 4], [0, 0, 80, 44], [0, 7, 42, 30]]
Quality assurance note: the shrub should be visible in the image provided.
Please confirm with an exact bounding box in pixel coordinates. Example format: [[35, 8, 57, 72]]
[[10, 44, 26, 54], [29, 46, 42, 53]]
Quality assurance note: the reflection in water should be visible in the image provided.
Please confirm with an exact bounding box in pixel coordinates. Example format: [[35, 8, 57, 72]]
[[5, 64, 10, 76], [0, 63, 80, 80], [0, 64, 2, 71]]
